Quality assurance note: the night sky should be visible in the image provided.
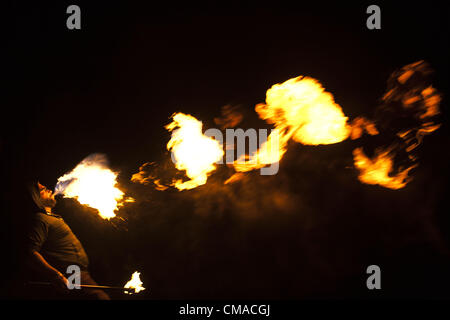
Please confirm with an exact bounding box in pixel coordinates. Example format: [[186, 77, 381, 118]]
[[4, 1, 450, 299]]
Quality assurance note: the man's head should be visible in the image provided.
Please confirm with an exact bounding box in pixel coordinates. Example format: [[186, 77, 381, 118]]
[[30, 181, 57, 210]]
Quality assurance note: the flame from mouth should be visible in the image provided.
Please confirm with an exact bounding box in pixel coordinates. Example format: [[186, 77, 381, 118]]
[[55, 154, 133, 219]]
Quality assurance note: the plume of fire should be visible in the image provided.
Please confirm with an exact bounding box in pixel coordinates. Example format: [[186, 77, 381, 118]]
[[55, 154, 133, 219], [234, 62, 440, 190], [124, 271, 146, 295], [132, 61, 440, 191], [233, 76, 375, 173], [352, 61, 441, 189], [165, 113, 224, 190], [259, 76, 352, 145]]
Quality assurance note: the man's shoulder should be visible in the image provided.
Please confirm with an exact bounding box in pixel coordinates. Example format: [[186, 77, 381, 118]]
[[33, 212, 63, 223]]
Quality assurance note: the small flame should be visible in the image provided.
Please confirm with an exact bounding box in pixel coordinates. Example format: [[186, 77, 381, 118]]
[[55, 154, 131, 219], [353, 147, 417, 190], [124, 271, 145, 294], [350, 117, 379, 140], [166, 113, 224, 190]]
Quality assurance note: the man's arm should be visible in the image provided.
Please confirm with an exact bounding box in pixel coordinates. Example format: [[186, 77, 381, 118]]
[[29, 249, 68, 290], [27, 217, 68, 291]]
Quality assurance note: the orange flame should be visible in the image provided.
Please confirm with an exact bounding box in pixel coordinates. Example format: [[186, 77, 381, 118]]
[[234, 76, 355, 172], [353, 147, 417, 190], [233, 129, 285, 173], [350, 117, 379, 140], [133, 61, 440, 191], [166, 113, 224, 190], [55, 154, 132, 219], [353, 61, 441, 189], [124, 271, 145, 294]]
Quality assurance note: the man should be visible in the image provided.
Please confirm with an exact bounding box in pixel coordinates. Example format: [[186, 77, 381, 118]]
[[27, 181, 110, 300]]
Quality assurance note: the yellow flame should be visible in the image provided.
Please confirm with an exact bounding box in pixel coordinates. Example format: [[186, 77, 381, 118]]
[[234, 129, 286, 172], [56, 156, 130, 219], [260, 76, 351, 145], [124, 271, 145, 294], [352, 147, 417, 190], [234, 76, 353, 172], [166, 113, 224, 190]]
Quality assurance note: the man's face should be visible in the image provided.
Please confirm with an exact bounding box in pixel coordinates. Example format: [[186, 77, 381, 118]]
[[38, 182, 56, 208]]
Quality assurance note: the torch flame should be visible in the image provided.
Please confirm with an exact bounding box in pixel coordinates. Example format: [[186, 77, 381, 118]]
[[166, 113, 224, 190], [55, 154, 131, 219], [124, 271, 145, 295]]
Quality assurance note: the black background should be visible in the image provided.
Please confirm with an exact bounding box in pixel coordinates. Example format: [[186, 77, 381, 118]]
[[4, 1, 450, 300]]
